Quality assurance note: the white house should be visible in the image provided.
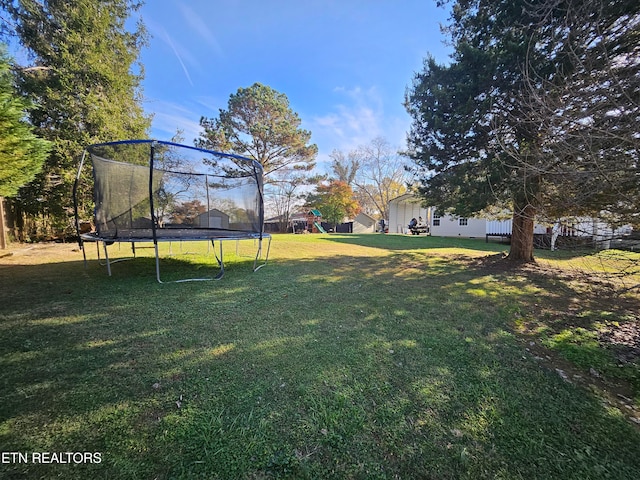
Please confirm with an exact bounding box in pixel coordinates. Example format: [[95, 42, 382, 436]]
[[388, 194, 629, 247], [388, 193, 501, 237]]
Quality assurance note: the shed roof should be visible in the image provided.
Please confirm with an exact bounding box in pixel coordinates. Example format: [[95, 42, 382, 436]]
[[354, 212, 376, 222], [389, 193, 422, 205]]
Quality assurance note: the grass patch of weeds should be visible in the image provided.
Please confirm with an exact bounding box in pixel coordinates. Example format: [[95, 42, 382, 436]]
[[542, 327, 606, 365]]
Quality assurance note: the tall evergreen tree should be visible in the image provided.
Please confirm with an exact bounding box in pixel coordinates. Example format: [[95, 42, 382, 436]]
[[196, 83, 317, 181], [197, 83, 318, 231], [0, 44, 50, 198], [0, 44, 50, 248], [516, 0, 640, 227], [405, 0, 639, 261], [0, 0, 150, 239]]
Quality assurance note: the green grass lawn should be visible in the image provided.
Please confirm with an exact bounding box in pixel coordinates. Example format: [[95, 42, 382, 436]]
[[1, 234, 639, 479]]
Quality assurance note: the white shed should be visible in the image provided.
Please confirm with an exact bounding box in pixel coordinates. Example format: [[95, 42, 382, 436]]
[[389, 194, 488, 237], [353, 212, 377, 233], [388, 194, 430, 234], [195, 209, 230, 229]]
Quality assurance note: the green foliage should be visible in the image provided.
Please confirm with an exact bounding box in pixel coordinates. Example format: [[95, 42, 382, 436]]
[[0, 44, 50, 197], [306, 180, 361, 227], [168, 199, 206, 225], [405, 1, 542, 259], [196, 82, 317, 180], [405, 0, 640, 260], [522, 0, 640, 225], [1, 0, 150, 237]]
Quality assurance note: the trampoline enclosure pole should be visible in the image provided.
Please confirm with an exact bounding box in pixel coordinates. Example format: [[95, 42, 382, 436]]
[[148, 141, 158, 245]]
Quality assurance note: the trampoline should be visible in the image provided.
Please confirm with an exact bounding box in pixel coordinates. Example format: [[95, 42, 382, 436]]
[[73, 139, 271, 282]]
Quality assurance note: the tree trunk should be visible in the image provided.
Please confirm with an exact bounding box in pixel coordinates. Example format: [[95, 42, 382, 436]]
[[0, 197, 6, 249], [5, 198, 25, 242], [508, 203, 536, 262]]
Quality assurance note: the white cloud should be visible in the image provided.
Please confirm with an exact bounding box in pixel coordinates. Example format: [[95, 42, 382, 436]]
[[308, 85, 407, 154], [313, 114, 344, 138]]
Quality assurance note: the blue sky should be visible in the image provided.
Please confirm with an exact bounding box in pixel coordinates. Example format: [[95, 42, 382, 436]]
[[135, 1, 452, 169]]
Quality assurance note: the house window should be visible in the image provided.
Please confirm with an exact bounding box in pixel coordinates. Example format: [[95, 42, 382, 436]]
[[459, 218, 468, 226], [432, 212, 441, 227]]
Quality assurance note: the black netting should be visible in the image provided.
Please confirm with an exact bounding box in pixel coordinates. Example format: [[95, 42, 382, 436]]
[[80, 140, 264, 241]]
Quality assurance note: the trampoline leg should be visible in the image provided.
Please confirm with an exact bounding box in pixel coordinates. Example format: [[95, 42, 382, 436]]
[[253, 236, 272, 272], [153, 240, 225, 283], [103, 242, 112, 276], [155, 243, 163, 283], [213, 240, 224, 280]]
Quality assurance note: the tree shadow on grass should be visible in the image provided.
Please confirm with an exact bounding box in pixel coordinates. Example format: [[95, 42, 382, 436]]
[[320, 233, 508, 253], [1, 248, 639, 479], [464, 254, 640, 399], [323, 233, 607, 261]]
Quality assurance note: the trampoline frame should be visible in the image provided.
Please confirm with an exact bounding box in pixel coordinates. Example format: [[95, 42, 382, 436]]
[[73, 140, 271, 282]]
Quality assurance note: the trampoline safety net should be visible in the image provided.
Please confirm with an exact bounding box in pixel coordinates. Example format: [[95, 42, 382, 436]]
[[73, 139, 270, 281]]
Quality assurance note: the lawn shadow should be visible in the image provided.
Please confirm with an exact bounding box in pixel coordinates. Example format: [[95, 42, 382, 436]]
[[322, 233, 607, 261], [1, 246, 639, 479], [320, 233, 508, 253]]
